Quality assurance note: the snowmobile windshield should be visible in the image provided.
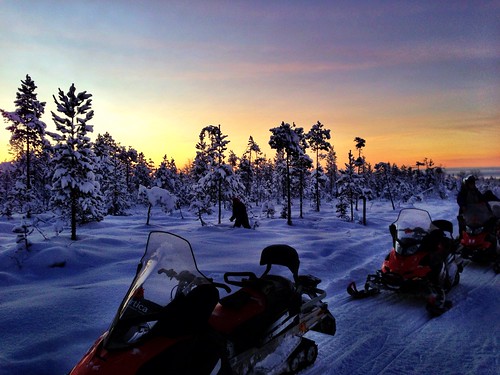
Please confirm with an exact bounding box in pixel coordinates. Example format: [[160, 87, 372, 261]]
[[393, 209, 435, 256], [104, 231, 212, 349], [463, 203, 494, 228]]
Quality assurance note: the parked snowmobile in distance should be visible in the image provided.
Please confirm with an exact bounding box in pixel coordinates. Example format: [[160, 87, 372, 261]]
[[69, 231, 335, 375], [459, 201, 500, 273], [347, 208, 463, 316]]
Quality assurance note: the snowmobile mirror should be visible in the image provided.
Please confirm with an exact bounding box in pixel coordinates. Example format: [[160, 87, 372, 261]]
[[431, 220, 454, 236]]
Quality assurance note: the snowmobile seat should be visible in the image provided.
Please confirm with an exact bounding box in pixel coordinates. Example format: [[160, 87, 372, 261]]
[[259, 244, 300, 282], [218, 288, 253, 309], [420, 230, 445, 253]]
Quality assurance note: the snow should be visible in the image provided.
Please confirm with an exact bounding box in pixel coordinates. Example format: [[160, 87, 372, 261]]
[[138, 185, 176, 211], [0, 197, 498, 375]]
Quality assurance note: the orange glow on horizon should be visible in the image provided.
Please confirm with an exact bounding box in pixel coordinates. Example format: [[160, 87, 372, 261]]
[[2, 119, 498, 170]]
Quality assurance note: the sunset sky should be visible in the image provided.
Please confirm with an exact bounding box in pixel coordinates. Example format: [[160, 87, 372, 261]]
[[1, 1, 499, 168]]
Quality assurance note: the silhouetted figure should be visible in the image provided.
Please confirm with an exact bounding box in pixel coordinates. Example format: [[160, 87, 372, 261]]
[[457, 176, 485, 213], [230, 198, 251, 229], [457, 175, 499, 237]]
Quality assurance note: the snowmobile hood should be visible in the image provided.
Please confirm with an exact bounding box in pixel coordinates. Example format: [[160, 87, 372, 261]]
[[382, 249, 431, 280], [463, 202, 494, 228]]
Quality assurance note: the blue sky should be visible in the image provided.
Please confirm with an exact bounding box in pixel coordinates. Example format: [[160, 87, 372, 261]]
[[1, 1, 499, 167]]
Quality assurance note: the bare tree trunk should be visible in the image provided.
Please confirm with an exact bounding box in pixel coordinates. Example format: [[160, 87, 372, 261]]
[[286, 154, 292, 226], [71, 189, 77, 240]]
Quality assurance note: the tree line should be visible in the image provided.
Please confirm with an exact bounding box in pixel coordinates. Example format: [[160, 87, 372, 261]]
[[1, 75, 462, 240]]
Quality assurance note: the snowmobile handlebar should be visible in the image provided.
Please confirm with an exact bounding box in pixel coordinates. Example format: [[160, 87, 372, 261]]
[[211, 281, 232, 293], [158, 268, 231, 293], [223, 271, 258, 287], [158, 268, 195, 282]]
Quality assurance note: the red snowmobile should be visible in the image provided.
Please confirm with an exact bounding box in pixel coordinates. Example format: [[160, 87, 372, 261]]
[[347, 208, 463, 316], [459, 201, 500, 273], [69, 231, 335, 375]]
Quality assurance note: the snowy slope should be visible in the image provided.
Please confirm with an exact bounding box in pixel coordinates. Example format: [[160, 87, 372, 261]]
[[0, 198, 498, 375]]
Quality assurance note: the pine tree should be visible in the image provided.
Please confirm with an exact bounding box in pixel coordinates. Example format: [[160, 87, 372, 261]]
[[307, 121, 331, 211], [243, 136, 261, 198], [1, 75, 49, 217], [290, 125, 312, 219], [94, 133, 130, 215], [118, 146, 138, 193], [272, 150, 287, 205], [253, 156, 273, 208], [191, 125, 243, 225], [354, 137, 366, 173], [48, 84, 104, 240], [325, 147, 338, 198], [374, 162, 395, 209], [237, 156, 252, 197], [337, 150, 357, 221], [132, 152, 153, 192], [153, 155, 178, 193], [269, 121, 303, 225], [0, 162, 15, 217]]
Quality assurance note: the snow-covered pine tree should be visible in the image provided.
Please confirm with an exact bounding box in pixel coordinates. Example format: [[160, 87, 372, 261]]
[[252, 153, 270, 207], [205, 126, 231, 223], [227, 150, 239, 168], [94, 133, 130, 215], [0, 162, 16, 217], [325, 147, 338, 199], [118, 146, 138, 193], [94, 133, 115, 214], [48, 84, 104, 240], [153, 155, 179, 193], [1, 75, 50, 217], [290, 124, 312, 219], [269, 121, 303, 225], [131, 152, 153, 193], [307, 121, 331, 211], [190, 134, 213, 225], [393, 164, 417, 203], [336, 150, 362, 221], [374, 162, 396, 209], [237, 155, 252, 198], [242, 136, 262, 199], [173, 168, 193, 217], [246, 136, 261, 164], [191, 125, 244, 225], [272, 150, 286, 206]]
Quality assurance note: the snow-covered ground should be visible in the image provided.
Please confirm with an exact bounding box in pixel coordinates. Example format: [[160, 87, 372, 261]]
[[0, 197, 498, 375]]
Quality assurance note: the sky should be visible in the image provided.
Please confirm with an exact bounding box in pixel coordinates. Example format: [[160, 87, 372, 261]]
[[1, 0, 499, 168]]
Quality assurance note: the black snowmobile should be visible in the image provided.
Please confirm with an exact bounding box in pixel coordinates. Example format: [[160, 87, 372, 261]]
[[69, 231, 335, 375], [458, 201, 500, 273], [347, 208, 463, 316]]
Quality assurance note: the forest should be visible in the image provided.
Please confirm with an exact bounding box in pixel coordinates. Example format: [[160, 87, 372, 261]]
[[1, 75, 495, 241]]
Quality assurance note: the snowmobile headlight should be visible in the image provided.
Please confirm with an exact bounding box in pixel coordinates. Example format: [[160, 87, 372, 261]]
[[396, 238, 420, 255], [396, 243, 420, 255], [466, 226, 483, 235]]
